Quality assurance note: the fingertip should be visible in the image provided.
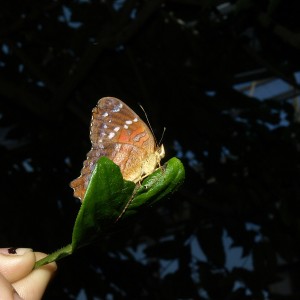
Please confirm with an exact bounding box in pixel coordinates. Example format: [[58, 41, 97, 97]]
[[0, 250, 36, 283]]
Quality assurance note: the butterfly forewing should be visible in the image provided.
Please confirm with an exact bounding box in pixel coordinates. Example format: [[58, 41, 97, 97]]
[[90, 97, 155, 149]]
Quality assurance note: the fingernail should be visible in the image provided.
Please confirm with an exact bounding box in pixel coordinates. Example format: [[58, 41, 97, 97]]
[[8, 247, 17, 254], [0, 248, 32, 255], [12, 248, 33, 255]]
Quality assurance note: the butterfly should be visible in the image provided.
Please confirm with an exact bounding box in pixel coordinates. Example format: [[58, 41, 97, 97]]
[[70, 97, 165, 201]]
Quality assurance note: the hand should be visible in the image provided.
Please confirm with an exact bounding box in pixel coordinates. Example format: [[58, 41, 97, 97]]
[[0, 248, 57, 300]]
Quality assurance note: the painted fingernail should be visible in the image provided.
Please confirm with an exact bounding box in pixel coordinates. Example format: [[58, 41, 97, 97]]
[[11, 248, 33, 255], [8, 247, 17, 254], [0, 248, 32, 255]]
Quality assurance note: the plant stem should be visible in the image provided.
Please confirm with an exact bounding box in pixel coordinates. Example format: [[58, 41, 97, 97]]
[[34, 243, 73, 269]]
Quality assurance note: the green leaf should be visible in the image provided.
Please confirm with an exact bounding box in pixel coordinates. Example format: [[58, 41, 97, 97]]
[[72, 157, 185, 248], [34, 156, 184, 269], [72, 156, 135, 250], [121, 157, 185, 220]]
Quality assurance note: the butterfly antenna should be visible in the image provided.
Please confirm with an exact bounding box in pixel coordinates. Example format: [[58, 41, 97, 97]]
[[139, 103, 159, 145], [158, 127, 166, 146], [139, 103, 166, 147]]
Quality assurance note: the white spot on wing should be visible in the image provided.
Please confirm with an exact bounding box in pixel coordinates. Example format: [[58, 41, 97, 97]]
[[133, 117, 138, 122], [125, 120, 133, 124], [112, 103, 123, 112], [104, 124, 108, 129], [108, 132, 115, 139], [102, 112, 108, 117], [114, 126, 120, 132], [124, 124, 129, 129]]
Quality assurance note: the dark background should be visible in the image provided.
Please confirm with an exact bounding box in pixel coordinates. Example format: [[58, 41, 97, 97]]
[[1, 0, 300, 299]]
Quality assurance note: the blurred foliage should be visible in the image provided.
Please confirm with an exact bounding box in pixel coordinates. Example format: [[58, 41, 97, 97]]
[[1, 0, 300, 299]]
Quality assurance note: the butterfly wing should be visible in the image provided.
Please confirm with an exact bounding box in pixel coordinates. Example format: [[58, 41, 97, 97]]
[[70, 97, 162, 200]]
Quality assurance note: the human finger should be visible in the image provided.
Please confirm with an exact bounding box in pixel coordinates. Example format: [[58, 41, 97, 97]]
[[13, 252, 57, 300], [0, 271, 23, 300], [0, 248, 35, 283]]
